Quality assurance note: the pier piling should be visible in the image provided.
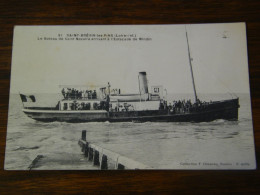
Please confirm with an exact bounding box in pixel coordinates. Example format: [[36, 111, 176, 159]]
[[81, 144, 85, 152], [84, 142, 89, 157], [117, 163, 125, 170], [88, 147, 93, 161], [101, 155, 108, 170], [78, 130, 151, 170], [93, 150, 100, 166], [82, 130, 87, 141]]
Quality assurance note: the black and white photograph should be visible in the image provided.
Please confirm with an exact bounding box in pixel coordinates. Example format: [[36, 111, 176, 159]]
[[5, 23, 256, 170]]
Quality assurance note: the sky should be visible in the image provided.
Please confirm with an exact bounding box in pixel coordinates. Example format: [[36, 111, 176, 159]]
[[10, 23, 250, 96]]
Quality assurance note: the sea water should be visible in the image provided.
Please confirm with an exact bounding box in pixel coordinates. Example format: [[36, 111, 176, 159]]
[[4, 93, 256, 170]]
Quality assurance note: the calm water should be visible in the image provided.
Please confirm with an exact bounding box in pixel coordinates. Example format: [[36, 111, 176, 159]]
[[4, 93, 256, 170]]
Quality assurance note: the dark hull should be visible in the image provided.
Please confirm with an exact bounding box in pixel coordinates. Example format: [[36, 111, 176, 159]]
[[23, 98, 239, 123]]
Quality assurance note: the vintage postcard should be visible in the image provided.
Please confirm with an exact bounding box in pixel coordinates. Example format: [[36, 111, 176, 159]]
[[5, 23, 256, 170]]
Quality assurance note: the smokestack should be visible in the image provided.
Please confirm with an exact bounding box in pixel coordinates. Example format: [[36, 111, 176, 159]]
[[138, 72, 149, 94]]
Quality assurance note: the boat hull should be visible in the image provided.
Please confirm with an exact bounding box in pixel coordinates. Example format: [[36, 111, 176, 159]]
[[109, 99, 239, 122], [22, 98, 239, 123], [22, 110, 109, 122]]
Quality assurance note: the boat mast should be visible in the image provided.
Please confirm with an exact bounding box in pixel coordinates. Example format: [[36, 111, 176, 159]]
[[185, 26, 198, 103]]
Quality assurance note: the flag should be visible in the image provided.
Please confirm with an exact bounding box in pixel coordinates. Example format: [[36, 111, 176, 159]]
[[29, 95, 36, 102], [20, 94, 27, 102], [19, 94, 36, 102]]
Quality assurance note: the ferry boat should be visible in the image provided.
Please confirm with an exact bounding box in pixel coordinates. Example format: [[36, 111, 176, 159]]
[[20, 29, 240, 123], [20, 72, 239, 122]]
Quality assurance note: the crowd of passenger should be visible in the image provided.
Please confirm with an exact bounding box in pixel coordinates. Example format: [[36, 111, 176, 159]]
[[63, 100, 109, 111], [61, 88, 97, 99], [160, 99, 211, 113], [60, 87, 212, 113], [114, 104, 134, 112]]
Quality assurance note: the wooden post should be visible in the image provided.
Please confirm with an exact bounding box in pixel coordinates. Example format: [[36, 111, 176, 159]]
[[84, 142, 89, 157], [101, 155, 108, 170], [93, 150, 100, 166], [117, 163, 125, 170], [88, 147, 93, 161], [81, 143, 85, 152], [82, 130, 86, 141]]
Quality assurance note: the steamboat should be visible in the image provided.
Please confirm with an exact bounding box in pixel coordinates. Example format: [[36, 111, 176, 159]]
[[20, 30, 240, 123]]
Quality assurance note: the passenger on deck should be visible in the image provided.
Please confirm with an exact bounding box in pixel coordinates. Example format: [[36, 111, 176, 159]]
[[67, 88, 71, 99], [84, 90, 88, 99], [93, 90, 97, 99], [171, 98, 212, 113], [75, 90, 79, 99], [88, 90, 92, 99], [128, 105, 134, 111], [124, 104, 128, 111], [77, 103, 82, 110], [64, 88, 68, 99], [168, 103, 173, 111], [80, 90, 83, 99], [159, 100, 164, 110], [70, 88, 75, 99], [61, 88, 65, 99]]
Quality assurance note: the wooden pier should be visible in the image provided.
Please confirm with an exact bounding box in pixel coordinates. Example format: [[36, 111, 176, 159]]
[[78, 130, 151, 170]]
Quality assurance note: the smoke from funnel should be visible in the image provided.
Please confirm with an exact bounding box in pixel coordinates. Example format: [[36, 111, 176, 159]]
[[138, 72, 149, 94]]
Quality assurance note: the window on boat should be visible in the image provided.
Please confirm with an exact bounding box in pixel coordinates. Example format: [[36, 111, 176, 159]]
[[69, 103, 74, 110], [85, 103, 91, 110], [63, 103, 68, 110], [93, 102, 98, 110], [68, 102, 91, 110]]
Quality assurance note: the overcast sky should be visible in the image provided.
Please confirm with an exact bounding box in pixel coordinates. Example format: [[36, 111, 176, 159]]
[[10, 23, 250, 96]]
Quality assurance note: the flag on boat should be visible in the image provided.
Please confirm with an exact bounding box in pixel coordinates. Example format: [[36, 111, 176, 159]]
[[19, 94, 36, 102]]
